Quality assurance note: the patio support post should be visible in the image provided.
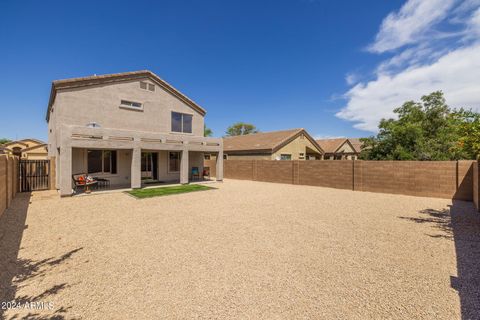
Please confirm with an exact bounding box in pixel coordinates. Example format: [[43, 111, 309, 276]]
[[59, 145, 72, 196], [216, 149, 223, 181], [180, 149, 189, 184], [131, 147, 141, 189]]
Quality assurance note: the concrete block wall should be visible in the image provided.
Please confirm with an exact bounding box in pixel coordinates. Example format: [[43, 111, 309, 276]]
[[298, 160, 353, 189], [220, 159, 477, 201], [0, 155, 18, 218], [474, 162, 480, 211]]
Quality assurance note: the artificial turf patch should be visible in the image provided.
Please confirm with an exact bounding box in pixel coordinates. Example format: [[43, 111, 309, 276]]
[[127, 184, 215, 199]]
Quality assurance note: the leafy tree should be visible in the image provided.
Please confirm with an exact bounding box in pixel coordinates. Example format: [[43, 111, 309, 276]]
[[360, 91, 480, 160], [204, 124, 213, 137], [225, 122, 259, 136], [455, 110, 480, 160], [0, 138, 11, 145]]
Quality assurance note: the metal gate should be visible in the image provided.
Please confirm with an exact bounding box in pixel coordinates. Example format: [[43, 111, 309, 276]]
[[19, 160, 50, 192]]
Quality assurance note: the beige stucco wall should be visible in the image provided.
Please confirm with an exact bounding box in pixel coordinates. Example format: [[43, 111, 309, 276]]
[[24, 152, 49, 160], [272, 135, 322, 160], [23, 146, 48, 160], [49, 78, 204, 140]]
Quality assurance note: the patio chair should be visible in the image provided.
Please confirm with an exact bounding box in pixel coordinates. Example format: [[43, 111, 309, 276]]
[[191, 167, 200, 181], [203, 167, 210, 180], [72, 173, 97, 194]]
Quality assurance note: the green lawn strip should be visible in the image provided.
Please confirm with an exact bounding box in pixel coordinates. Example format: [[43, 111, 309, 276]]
[[127, 184, 215, 199]]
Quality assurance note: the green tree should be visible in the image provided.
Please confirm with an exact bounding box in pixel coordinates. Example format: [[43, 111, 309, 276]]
[[360, 91, 480, 160], [0, 138, 11, 145], [455, 110, 480, 159], [225, 122, 259, 136], [204, 124, 213, 137]]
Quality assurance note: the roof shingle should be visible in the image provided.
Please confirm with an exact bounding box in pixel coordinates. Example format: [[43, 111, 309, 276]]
[[224, 129, 323, 153]]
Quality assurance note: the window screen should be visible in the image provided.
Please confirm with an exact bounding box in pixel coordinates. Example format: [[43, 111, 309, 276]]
[[171, 112, 193, 133]]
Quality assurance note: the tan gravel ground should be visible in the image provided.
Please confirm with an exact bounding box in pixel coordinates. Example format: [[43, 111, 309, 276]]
[[1, 179, 479, 319]]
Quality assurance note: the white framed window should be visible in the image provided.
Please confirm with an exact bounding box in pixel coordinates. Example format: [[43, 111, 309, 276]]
[[120, 100, 143, 111], [171, 112, 193, 133], [168, 152, 180, 173], [280, 154, 291, 160]]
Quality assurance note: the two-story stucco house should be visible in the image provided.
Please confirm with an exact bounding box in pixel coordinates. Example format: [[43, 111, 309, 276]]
[[47, 70, 223, 196]]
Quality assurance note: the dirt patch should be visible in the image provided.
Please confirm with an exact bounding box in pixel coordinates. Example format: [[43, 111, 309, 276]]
[[1, 180, 478, 319]]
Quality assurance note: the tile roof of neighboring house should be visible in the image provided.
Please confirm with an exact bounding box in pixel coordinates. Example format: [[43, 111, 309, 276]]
[[348, 138, 364, 153], [3, 138, 46, 148], [223, 129, 324, 154], [46, 70, 206, 121], [315, 138, 348, 153], [22, 144, 48, 152]]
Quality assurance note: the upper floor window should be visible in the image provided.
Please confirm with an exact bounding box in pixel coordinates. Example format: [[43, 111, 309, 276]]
[[120, 100, 143, 111], [140, 81, 155, 92], [171, 112, 192, 133]]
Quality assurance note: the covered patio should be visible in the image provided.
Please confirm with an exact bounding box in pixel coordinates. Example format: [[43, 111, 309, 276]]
[[56, 125, 223, 196]]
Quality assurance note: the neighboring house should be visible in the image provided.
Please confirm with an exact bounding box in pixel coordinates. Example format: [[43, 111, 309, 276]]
[[216, 129, 324, 160], [47, 70, 223, 196], [316, 138, 361, 160], [348, 138, 364, 157], [0, 138, 48, 159]]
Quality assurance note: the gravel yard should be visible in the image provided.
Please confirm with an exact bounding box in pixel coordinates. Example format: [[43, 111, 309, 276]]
[[1, 179, 479, 319]]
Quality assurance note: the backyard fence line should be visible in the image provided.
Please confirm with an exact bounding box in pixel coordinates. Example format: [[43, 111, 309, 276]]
[[205, 159, 480, 206], [0, 154, 19, 218], [474, 162, 480, 211]]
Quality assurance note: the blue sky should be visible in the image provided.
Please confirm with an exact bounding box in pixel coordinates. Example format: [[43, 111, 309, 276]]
[[1, 0, 479, 141]]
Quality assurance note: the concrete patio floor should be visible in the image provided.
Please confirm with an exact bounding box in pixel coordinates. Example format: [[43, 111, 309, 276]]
[[0, 179, 479, 319]]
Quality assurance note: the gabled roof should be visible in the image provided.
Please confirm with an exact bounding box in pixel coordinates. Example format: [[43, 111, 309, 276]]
[[22, 144, 48, 152], [315, 138, 348, 153], [316, 138, 364, 154], [46, 70, 206, 121], [348, 138, 364, 153], [3, 138, 46, 148], [223, 129, 324, 154]]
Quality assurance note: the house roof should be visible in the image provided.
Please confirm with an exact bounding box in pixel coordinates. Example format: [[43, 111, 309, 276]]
[[223, 129, 324, 154], [348, 138, 364, 153], [46, 70, 206, 121], [22, 144, 48, 153], [316, 138, 365, 154], [3, 138, 46, 148], [315, 138, 349, 153]]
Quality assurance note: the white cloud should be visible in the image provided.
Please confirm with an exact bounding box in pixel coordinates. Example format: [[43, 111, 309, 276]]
[[345, 73, 358, 85], [337, 43, 480, 131], [338, 0, 480, 132], [368, 0, 455, 53]]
